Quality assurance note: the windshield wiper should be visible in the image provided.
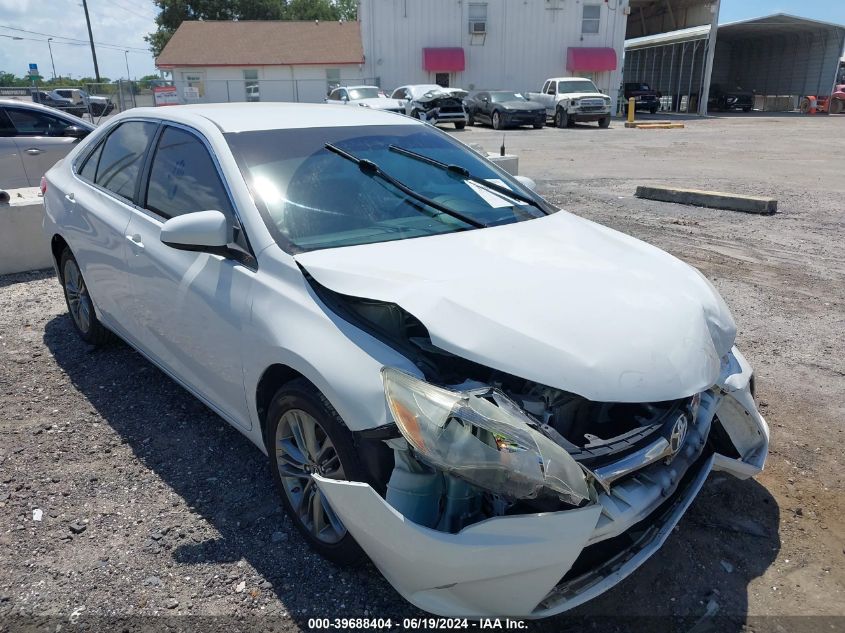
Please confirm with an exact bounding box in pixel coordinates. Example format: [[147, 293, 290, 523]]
[[324, 143, 486, 229], [387, 144, 548, 215]]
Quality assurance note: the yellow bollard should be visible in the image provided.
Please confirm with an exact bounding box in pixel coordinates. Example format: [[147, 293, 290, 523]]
[[627, 97, 636, 124]]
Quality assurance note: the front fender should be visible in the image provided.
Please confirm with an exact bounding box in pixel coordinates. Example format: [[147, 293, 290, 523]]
[[714, 346, 769, 475]]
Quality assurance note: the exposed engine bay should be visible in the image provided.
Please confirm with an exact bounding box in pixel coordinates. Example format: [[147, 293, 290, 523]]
[[310, 275, 719, 533]]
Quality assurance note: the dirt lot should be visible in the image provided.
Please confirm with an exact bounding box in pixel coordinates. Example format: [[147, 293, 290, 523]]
[[1, 114, 844, 633]]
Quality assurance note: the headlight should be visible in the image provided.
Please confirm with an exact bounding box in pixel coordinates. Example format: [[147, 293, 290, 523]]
[[382, 367, 591, 506]]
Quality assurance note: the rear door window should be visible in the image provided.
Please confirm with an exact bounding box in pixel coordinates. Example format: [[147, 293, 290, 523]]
[[94, 121, 158, 203], [79, 139, 105, 181], [144, 126, 233, 219], [5, 107, 73, 136]]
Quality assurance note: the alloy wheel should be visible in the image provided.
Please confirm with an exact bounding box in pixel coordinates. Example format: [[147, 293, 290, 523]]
[[63, 259, 91, 334], [274, 408, 347, 544]]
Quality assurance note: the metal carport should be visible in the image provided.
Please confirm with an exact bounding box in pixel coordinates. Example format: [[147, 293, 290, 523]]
[[624, 12, 845, 115], [714, 15, 845, 111]]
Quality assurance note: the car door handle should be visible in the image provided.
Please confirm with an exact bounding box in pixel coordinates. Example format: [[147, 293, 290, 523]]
[[25, 148, 44, 155], [64, 193, 76, 206], [126, 233, 144, 249]]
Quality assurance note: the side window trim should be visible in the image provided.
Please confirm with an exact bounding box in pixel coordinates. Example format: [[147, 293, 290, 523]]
[[71, 118, 160, 210], [138, 122, 257, 266]]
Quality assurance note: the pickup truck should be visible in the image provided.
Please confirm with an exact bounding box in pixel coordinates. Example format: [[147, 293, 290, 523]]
[[527, 77, 612, 128], [623, 82, 660, 114]]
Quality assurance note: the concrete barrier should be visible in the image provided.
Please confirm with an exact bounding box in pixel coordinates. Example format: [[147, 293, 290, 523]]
[[635, 185, 777, 215], [0, 187, 54, 275]]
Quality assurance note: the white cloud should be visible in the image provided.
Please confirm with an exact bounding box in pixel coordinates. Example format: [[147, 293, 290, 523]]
[[0, 0, 158, 81]]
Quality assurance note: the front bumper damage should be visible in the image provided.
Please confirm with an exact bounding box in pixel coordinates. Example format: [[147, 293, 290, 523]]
[[312, 347, 769, 618]]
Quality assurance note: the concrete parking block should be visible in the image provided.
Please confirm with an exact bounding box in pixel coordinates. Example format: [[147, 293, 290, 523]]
[[635, 185, 777, 214]]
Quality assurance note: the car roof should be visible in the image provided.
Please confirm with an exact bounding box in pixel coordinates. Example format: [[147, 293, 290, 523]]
[[549, 77, 594, 82], [0, 97, 93, 124], [115, 102, 418, 133], [342, 85, 379, 90]]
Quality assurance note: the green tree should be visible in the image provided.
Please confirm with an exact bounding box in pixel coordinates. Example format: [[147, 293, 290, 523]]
[[146, 0, 357, 57]]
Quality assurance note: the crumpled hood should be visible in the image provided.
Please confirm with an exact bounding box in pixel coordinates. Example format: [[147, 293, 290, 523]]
[[295, 212, 736, 403], [417, 89, 468, 103], [354, 97, 404, 110]]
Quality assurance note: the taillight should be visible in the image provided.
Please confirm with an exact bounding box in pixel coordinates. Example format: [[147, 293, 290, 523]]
[[40, 176, 47, 195]]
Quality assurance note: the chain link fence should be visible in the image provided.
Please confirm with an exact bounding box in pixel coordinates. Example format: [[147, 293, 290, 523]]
[[2, 77, 384, 122]]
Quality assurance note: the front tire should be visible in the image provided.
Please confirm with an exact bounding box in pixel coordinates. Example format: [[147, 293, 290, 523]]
[[832, 100, 844, 115], [599, 116, 611, 128], [492, 110, 504, 130], [59, 248, 113, 346], [268, 379, 366, 566], [454, 121, 466, 130], [554, 108, 569, 129]]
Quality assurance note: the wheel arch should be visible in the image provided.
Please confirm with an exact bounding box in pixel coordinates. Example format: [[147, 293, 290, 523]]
[[50, 234, 69, 278], [256, 363, 311, 449]]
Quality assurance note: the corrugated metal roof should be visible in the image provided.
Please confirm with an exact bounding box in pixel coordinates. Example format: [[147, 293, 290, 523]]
[[625, 25, 710, 50], [719, 13, 845, 38], [156, 20, 364, 68]]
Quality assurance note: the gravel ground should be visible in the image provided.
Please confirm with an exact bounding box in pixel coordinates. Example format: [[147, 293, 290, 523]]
[[1, 114, 844, 633]]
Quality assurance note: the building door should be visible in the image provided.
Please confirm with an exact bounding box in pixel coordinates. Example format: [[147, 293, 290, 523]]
[[435, 73, 450, 87], [181, 72, 205, 100]]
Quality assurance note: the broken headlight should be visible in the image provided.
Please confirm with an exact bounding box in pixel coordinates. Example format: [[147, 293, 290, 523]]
[[381, 367, 591, 506]]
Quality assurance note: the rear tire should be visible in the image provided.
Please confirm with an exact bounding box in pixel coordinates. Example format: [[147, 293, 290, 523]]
[[742, 106, 752, 113], [533, 120, 544, 129], [650, 106, 658, 114], [59, 248, 113, 346], [267, 379, 366, 567], [830, 99, 843, 115]]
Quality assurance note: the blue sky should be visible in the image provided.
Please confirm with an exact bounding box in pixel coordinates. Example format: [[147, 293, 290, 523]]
[[720, 0, 845, 25], [1, 0, 844, 81]]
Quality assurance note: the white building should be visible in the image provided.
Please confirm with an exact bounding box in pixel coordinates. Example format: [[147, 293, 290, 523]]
[[359, 0, 629, 107], [156, 1, 630, 108], [156, 20, 372, 105]]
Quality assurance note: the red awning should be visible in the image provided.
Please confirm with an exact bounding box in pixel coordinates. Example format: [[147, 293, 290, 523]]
[[423, 47, 466, 72], [566, 47, 618, 72]]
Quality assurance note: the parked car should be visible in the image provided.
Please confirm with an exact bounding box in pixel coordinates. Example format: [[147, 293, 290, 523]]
[[464, 90, 545, 129], [390, 84, 468, 128], [31, 91, 85, 118], [325, 85, 404, 113], [623, 82, 660, 114], [0, 98, 93, 189], [527, 77, 612, 128], [43, 103, 769, 619], [708, 84, 754, 112], [52, 88, 114, 116]]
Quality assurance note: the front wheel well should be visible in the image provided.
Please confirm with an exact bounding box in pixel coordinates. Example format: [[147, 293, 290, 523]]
[[256, 363, 309, 448]]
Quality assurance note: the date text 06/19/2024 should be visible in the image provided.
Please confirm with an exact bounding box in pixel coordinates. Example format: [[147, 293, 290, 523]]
[[307, 618, 529, 629]]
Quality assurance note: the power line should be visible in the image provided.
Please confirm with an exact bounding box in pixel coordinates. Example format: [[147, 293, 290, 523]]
[[0, 25, 149, 52], [108, 0, 159, 22]]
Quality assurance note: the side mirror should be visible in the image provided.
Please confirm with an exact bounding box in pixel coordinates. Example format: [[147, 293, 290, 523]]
[[514, 175, 536, 191], [341, 95, 349, 102], [64, 126, 90, 139], [160, 210, 232, 251]]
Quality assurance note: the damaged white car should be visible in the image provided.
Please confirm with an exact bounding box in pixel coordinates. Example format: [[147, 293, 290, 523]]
[[43, 103, 769, 619]]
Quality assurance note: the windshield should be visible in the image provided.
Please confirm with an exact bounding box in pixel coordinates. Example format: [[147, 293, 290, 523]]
[[558, 80, 599, 94], [490, 91, 526, 103], [225, 125, 549, 253], [348, 87, 380, 100]]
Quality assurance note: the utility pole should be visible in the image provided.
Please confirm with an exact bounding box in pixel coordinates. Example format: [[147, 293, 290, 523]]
[[81, 0, 101, 82], [47, 38, 57, 80], [124, 50, 131, 81]]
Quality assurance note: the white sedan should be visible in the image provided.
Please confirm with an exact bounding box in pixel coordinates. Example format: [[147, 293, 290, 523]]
[[42, 103, 769, 619], [325, 85, 404, 113]]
